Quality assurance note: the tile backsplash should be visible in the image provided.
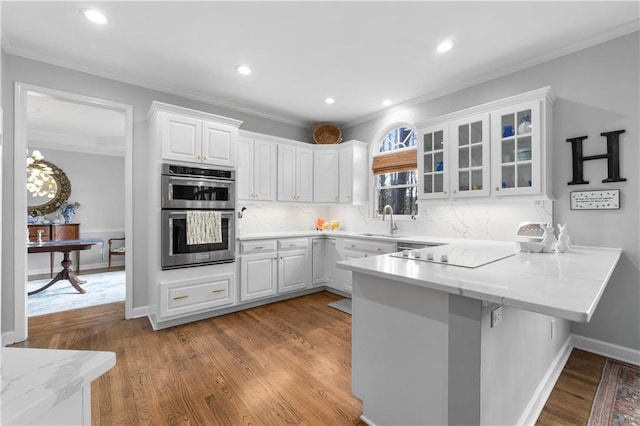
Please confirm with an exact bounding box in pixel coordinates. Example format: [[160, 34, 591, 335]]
[[237, 200, 553, 242]]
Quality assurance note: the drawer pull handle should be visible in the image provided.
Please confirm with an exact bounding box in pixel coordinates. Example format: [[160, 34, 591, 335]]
[[173, 295, 188, 301], [289, 244, 297, 247], [211, 289, 226, 294], [351, 244, 356, 248], [254, 246, 264, 250], [377, 248, 381, 251]]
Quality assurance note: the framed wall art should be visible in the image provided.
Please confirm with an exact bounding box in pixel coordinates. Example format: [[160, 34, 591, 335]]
[[570, 189, 620, 210]]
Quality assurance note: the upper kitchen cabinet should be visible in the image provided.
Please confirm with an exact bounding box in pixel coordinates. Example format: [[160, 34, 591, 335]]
[[418, 124, 449, 199], [147, 102, 242, 168], [450, 113, 490, 197], [277, 144, 313, 202], [237, 136, 277, 201], [314, 141, 368, 204], [490, 96, 552, 197], [339, 141, 368, 204], [417, 87, 554, 201]]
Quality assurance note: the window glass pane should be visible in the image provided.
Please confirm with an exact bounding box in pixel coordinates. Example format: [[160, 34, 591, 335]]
[[377, 171, 417, 188], [458, 124, 469, 146], [377, 186, 418, 215], [379, 127, 417, 153]]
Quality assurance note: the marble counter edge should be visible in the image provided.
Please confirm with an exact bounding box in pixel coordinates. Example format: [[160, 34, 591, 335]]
[[336, 246, 622, 323], [1, 347, 116, 425], [237, 230, 458, 245]]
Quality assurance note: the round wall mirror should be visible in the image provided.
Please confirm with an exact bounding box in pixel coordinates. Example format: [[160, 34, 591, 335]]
[[27, 159, 71, 216]]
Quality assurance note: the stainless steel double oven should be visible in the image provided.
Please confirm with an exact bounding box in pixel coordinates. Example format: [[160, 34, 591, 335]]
[[161, 163, 235, 269]]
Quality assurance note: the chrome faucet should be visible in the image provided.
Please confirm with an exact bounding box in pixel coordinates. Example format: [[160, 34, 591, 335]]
[[382, 204, 398, 235]]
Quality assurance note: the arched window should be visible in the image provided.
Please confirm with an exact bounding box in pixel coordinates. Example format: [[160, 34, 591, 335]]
[[372, 125, 418, 217]]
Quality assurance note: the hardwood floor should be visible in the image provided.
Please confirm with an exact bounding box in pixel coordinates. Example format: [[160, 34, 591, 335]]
[[12, 292, 607, 425], [13, 292, 364, 425], [536, 349, 607, 425]]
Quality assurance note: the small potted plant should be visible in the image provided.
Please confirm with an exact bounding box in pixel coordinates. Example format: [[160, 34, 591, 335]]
[[60, 201, 81, 224]]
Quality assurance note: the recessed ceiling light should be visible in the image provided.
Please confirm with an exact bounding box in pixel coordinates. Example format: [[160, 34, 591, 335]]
[[324, 97, 335, 104], [235, 65, 252, 75], [81, 8, 107, 25], [437, 39, 454, 53], [382, 99, 392, 106]]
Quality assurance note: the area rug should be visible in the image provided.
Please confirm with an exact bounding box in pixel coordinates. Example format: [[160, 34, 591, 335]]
[[27, 270, 125, 317], [588, 359, 640, 426], [328, 298, 351, 315]]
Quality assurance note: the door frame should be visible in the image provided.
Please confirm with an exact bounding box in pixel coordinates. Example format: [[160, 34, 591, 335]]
[[13, 82, 134, 341]]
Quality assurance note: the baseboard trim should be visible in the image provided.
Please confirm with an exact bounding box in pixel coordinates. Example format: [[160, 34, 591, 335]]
[[517, 335, 573, 426], [571, 334, 640, 366], [2, 331, 17, 346], [131, 305, 148, 319]]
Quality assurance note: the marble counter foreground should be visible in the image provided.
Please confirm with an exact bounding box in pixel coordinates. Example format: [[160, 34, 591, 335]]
[[2, 347, 116, 425]]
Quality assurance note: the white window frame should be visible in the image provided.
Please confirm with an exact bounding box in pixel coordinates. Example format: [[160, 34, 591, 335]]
[[369, 123, 419, 220]]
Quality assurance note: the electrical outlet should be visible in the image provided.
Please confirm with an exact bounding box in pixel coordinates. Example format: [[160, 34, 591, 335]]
[[491, 306, 503, 328]]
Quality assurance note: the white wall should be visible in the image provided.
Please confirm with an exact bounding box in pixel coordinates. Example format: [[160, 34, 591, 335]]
[[344, 32, 640, 351], [26, 148, 125, 274]]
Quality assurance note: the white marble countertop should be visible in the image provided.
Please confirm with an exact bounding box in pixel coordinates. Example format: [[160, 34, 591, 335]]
[[336, 240, 622, 323], [237, 230, 457, 245], [1, 347, 116, 425]]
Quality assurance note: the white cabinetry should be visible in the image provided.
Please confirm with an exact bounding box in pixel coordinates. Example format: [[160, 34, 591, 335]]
[[238, 136, 277, 201], [240, 238, 311, 301], [339, 141, 368, 204], [341, 238, 396, 292], [278, 144, 313, 202], [312, 238, 326, 286], [314, 141, 368, 204], [313, 149, 340, 202], [148, 102, 241, 167], [325, 237, 342, 289], [418, 87, 554, 201], [240, 240, 278, 301], [159, 273, 236, 319], [277, 238, 311, 293]]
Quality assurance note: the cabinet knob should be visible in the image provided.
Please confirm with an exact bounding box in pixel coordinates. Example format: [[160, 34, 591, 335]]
[[444, 191, 447, 195], [453, 190, 457, 194], [273, 257, 277, 260], [203, 156, 207, 160], [495, 187, 500, 191], [377, 248, 381, 251], [335, 197, 338, 200]]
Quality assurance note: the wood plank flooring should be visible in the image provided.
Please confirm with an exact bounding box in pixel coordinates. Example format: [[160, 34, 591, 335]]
[[536, 349, 607, 426], [13, 292, 365, 425], [12, 292, 608, 425]]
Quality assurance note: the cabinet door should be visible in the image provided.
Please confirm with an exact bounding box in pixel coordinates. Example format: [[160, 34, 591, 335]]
[[254, 139, 277, 201], [491, 101, 541, 196], [237, 137, 255, 200], [313, 150, 339, 202], [161, 112, 202, 162], [277, 144, 297, 202], [296, 147, 314, 202], [450, 113, 490, 198], [202, 121, 237, 167], [339, 147, 353, 203], [240, 253, 277, 301], [51, 224, 79, 240], [311, 238, 326, 286], [278, 250, 310, 293], [342, 252, 365, 293], [325, 237, 340, 289], [418, 125, 449, 199]]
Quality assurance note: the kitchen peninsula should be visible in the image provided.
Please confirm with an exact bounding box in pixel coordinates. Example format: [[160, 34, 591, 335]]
[[337, 241, 621, 425]]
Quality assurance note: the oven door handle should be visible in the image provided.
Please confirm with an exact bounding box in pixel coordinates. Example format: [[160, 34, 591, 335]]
[[165, 175, 233, 187], [166, 210, 235, 219]]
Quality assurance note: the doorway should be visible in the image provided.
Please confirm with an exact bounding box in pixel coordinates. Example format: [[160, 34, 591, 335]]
[[14, 83, 133, 340]]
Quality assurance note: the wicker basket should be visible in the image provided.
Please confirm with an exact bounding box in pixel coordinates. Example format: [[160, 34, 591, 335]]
[[312, 123, 342, 144]]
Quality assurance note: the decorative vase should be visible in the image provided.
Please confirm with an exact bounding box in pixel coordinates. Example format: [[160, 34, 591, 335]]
[[518, 115, 532, 135], [63, 210, 74, 224]]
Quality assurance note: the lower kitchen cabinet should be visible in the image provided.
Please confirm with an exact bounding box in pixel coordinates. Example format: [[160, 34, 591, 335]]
[[325, 237, 342, 290], [240, 238, 311, 301], [159, 273, 236, 319], [342, 239, 396, 292], [312, 238, 326, 286]]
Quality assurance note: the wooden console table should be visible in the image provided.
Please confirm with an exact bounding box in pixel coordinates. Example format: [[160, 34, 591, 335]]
[[27, 239, 103, 295], [28, 223, 80, 277]]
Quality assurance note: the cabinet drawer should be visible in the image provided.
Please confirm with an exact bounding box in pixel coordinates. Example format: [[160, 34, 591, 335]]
[[278, 238, 308, 251], [343, 239, 396, 254], [28, 225, 51, 242], [240, 240, 277, 254], [159, 273, 235, 319]]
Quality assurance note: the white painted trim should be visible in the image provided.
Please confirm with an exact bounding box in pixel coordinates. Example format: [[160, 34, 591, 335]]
[[146, 101, 243, 127], [517, 335, 573, 426], [572, 334, 640, 366], [131, 305, 148, 319], [2, 331, 16, 347], [13, 82, 135, 337]]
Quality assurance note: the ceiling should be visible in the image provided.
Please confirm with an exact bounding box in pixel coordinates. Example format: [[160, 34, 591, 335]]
[[3, 1, 639, 131]]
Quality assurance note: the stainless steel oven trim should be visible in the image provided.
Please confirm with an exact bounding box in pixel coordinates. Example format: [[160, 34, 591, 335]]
[[161, 174, 235, 210], [161, 210, 235, 269]]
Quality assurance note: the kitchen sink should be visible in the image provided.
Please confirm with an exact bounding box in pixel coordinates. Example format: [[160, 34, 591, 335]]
[[358, 233, 408, 238]]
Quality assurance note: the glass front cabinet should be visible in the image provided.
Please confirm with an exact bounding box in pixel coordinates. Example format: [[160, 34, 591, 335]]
[[417, 87, 554, 201], [418, 124, 449, 199]]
